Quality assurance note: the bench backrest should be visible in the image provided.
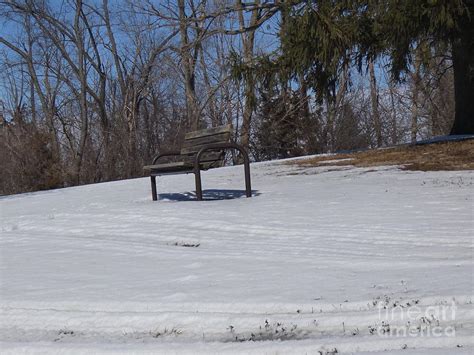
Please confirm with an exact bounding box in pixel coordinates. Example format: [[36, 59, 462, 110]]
[[180, 124, 232, 169]]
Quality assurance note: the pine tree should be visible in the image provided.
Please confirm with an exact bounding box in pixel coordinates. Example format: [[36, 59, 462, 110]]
[[278, 0, 473, 135]]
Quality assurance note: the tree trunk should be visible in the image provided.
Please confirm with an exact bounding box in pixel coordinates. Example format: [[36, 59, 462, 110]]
[[237, 0, 259, 149], [74, 0, 88, 185], [410, 55, 421, 143], [450, 4, 474, 135], [125, 89, 140, 178], [178, 0, 200, 131], [369, 59, 382, 147], [388, 81, 398, 145]]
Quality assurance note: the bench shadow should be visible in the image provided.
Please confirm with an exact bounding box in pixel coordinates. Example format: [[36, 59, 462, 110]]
[[158, 189, 260, 201]]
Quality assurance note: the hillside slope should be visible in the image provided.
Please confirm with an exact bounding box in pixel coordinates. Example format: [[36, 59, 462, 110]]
[[1, 157, 473, 354]]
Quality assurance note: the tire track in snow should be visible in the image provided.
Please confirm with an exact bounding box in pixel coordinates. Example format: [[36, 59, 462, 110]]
[[1, 298, 473, 348]]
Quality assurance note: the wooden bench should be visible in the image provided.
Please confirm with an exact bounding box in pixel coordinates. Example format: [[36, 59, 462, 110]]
[[144, 124, 251, 201]]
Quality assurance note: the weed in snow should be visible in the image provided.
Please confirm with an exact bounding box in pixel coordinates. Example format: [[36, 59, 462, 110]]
[[227, 320, 301, 342], [54, 329, 76, 342], [168, 241, 200, 248], [149, 327, 182, 338]]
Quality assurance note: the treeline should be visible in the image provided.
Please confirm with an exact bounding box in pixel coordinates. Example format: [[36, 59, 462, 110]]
[[0, 1, 463, 195]]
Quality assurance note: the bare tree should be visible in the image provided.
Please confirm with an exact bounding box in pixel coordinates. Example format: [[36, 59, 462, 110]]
[[368, 58, 382, 147], [236, 0, 260, 149]]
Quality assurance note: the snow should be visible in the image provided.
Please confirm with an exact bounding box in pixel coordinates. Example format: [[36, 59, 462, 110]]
[[1, 158, 473, 353]]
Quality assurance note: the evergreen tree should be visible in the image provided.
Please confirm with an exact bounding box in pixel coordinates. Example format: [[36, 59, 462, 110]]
[[254, 86, 306, 160], [278, 0, 473, 135]]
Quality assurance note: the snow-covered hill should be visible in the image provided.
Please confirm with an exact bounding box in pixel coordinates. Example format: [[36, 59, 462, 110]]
[[1, 158, 473, 354]]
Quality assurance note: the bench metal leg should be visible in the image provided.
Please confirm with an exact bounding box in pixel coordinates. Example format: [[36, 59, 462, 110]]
[[150, 176, 157, 201], [244, 159, 251, 198], [194, 170, 203, 201]]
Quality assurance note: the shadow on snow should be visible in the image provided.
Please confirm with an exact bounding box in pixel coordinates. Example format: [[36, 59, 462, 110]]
[[158, 189, 260, 202]]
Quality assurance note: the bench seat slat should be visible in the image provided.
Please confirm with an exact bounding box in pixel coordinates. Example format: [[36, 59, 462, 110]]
[[182, 151, 223, 163], [144, 157, 223, 172], [144, 161, 192, 171], [181, 132, 231, 148], [184, 124, 232, 140], [182, 151, 222, 161]]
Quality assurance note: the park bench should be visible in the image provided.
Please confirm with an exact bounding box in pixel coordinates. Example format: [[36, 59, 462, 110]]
[[144, 124, 251, 201]]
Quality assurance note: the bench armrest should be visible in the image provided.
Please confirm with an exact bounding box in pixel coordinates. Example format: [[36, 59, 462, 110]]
[[194, 143, 250, 169], [152, 151, 181, 164], [194, 143, 251, 200]]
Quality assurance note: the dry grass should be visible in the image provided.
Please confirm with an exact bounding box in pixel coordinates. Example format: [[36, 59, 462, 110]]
[[289, 140, 474, 171]]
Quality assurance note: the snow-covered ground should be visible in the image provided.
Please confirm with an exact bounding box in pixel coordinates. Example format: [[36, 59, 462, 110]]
[[1, 158, 473, 354]]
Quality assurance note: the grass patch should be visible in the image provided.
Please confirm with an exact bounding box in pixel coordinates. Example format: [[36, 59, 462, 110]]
[[289, 140, 474, 171]]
